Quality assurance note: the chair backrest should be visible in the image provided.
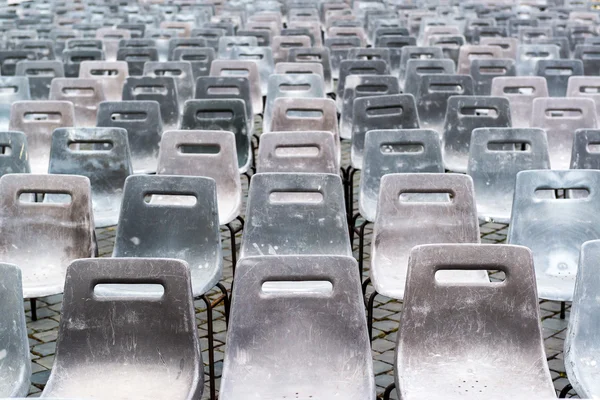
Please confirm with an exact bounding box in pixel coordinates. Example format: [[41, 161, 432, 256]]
[[0, 50, 37, 76], [565, 239, 600, 399], [571, 129, 600, 169], [210, 59, 263, 114], [171, 47, 215, 81], [336, 59, 389, 111], [324, 36, 362, 80], [49, 127, 132, 228], [397, 244, 555, 399], [220, 255, 374, 400], [143, 61, 194, 114], [167, 37, 208, 60], [397, 46, 445, 86], [574, 44, 600, 75], [403, 58, 455, 96], [470, 59, 516, 96], [531, 97, 598, 169], [217, 35, 259, 58], [0, 263, 30, 398], [78, 60, 129, 102], [566, 76, 600, 118], [468, 128, 550, 223], [491, 76, 549, 128], [63, 49, 104, 78], [360, 129, 443, 222], [191, 28, 225, 49], [223, 46, 274, 96], [15, 60, 64, 100], [195, 76, 253, 127], [517, 44, 561, 76], [0, 173, 95, 298], [371, 173, 482, 300], [340, 74, 400, 140], [241, 173, 351, 258], [49, 78, 106, 127], [456, 44, 503, 75], [0, 77, 31, 131], [416, 74, 474, 133], [257, 131, 339, 174], [157, 130, 241, 225], [122, 76, 179, 130], [181, 99, 250, 172], [508, 169, 600, 301], [274, 62, 324, 84], [96, 100, 162, 174], [17, 39, 55, 60], [352, 94, 420, 169], [9, 100, 74, 174], [442, 95, 512, 173], [113, 175, 221, 296], [42, 258, 203, 399], [288, 46, 333, 93], [264, 73, 325, 133], [480, 37, 519, 59], [116, 46, 158, 76], [536, 59, 584, 98], [0, 131, 30, 177]]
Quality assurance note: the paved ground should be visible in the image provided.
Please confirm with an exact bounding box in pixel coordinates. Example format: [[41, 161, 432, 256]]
[[24, 140, 578, 399]]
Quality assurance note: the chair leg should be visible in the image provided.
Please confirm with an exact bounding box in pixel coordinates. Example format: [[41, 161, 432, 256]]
[[367, 290, 378, 342], [30, 298, 37, 321], [559, 383, 573, 398], [216, 282, 230, 327], [225, 216, 244, 278], [383, 382, 396, 400], [201, 294, 217, 400], [560, 301, 566, 319], [356, 220, 368, 277], [347, 167, 358, 220], [362, 277, 371, 299]]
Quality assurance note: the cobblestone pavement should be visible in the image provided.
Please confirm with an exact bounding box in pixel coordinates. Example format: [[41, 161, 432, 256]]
[[24, 140, 578, 399]]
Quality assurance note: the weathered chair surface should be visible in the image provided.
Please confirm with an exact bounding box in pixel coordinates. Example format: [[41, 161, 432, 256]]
[[210, 59, 263, 114], [63, 49, 104, 78], [49, 78, 106, 128], [571, 129, 600, 169], [96, 100, 162, 174], [530, 97, 598, 169], [351, 94, 420, 169], [470, 59, 516, 96], [78, 60, 129, 102], [324, 36, 362, 80], [490, 76, 549, 128], [397, 46, 444, 87], [468, 128, 550, 223], [442, 95, 512, 173], [0, 77, 30, 131], [110, 175, 222, 297], [15, 60, 64, 100], [222, 46, 274, 96], [566, 76, 600, 118], [403, 58, 455, 96], [157, 130, 241, 225], [360, 129, 444, 222], [219, 255, 375, 400], [396, 244, 555, 400], [122, 76, 179, 130], [0, 263, 30, 398], [274, 61, 324, 84], [241, 173, 351, 258], [287, 46, 333, 93], [9, 100, 74, 174], [49, 127, 132, 228], [508, 169, 600, 301], [336, 59, 389, 112], [41, 257, 203, 400], [517, 44, 561, 76], [171, 47, 215, 81], [0, 131, 30, 177], [0, 174, 96, 298], [116, 46, 159, 76], [565, 239, 600, 399], [143, 61, 195, 114], [257, 131, 339, 174], [480, 37, 519, 59], [456, 44, 503, 75], [536, 59, 583, 98], [371, 173, 485, 300], [181, 99, 251, 173]]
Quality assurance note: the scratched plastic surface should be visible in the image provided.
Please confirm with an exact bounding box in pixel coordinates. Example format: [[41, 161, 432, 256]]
[[0, 131, 30, 177]]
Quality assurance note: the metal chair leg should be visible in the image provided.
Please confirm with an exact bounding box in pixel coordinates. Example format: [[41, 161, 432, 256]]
[[383, 382, 396, 400], [559, 383, 573, 398], [225, 216, 244, 278], [30, 298, 37, 321], [560, 301, 566, 319], [367, 289, 378, 342], [216, 282, 230, 327], [201, 294, 216, 400], [356, 220, 368, 277], [362, 277, 371, 299]]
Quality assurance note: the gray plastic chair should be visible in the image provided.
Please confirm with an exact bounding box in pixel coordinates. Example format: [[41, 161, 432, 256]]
[[360, 129, 444, 223], [116, 46, 159, 76], [181, 99, 251, 173], [263, 73, 325, 134], [336, 59, 389, 112], [456, 45, 503, 75], [508, 169, 600, 301], [157, 130, 242, 226], [536, 59, 584, 98], [416, 74, 474, 134], [470, 59, 516, 96], [574, 44, 600, 76], [257, 131, 339, 174], [468, 128, 551, 223], [566, 76, 600, 118], [394, 243, 555, 400], [0, 50, 37, 76], [0, 263, 30, 398], [324, 37, 362, 80], [531, 97, 598, 170], [63, 49, 105, 78], [144, 61, 194, 115], [217, 36, 259, 58], [442, 96, 512, 173], [287, 47, 333, 93], [49, 127, 132, 228], [194, 76, 254, 131], [223, 46, 274, 96], [0, 77, 31, 132], [340, 75, 400, 141], [49, 78, 106, 128], [517, 44, 561, 76], [0, 131, 30, 177], [122, 76, 179, 130], [167, 38, 209, 60], [15, 60, 64, 100], [172, 47, 215, 81], [564, 239, 600, 399], [397, 46, 445, 88], [0, 173, 96, 299], [78, 60, 129, 102], [274, 62, 324, 84], [571, 129, 600, 169], [9, 101, 75, 174], [220, 255, 375, 400], [241, 173, 351, 258], [210, 60, 263, 114], [403, 59, 455, 96], [352, 94, 420, 170], [96, 100, 162, 174], [41, 258, 203, 400], [491, 77, 549, 128], [371, 173, 484, 301]]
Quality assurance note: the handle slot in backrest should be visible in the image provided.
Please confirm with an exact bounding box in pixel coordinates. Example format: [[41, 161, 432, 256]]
[[238, 54, 263, 60], [19, 191, 72, 204], [68, 140, 114, 151], [143, 192, 198, 206], [269, 190, 324, 204], [261, 280, 333, 295], [61, 87, 95, 96], [399, 191, 453, 203], [503, 86, 535, 94], [487, 141, 531, 151], [296, 53, 322, 61], [349, 67, 377, 74], [380, 143, 424, 153], [280, 41, 305, 48], [195, 109, 233, 120], [366, 104, 403, 116], [110, 111, 147, 121], [535, 188, 589, 199], [0, 85, 17, 94], [544, 108, 583, 118], [582, 51, 600, 59], [0, 144, 12, 155], [356, 84, 388, 93], [182, 54, 208, 61], [460, 106, 499, 117], [90, 69, 119, 76], [93, 283, 165, 299], [25, 68, 57, 76], [434, 266, 505, 283], [3, 56, 29, 64], [125, 54, 153, 62], [410, 53, 434, 59], [579, 86, 600, 93], [274, 145, 320, 157], [225, 42, 251, 48], [285, 108, 323, 118], [133, 85, 168, 95], [467, 51, 495, 60], [206, 85, 240, 95], [24, 112, 62, 121], [544, 67, 574, 75], [428, 83, 464, 93], [415, 66, 446, 74], [279, 83, 311, 91], [70, 55, 97, 63], [220, 68, 250, 77], [587, 142, 600, 152], [524, 51, 550, 58], [177, 144, 220, 154], [153, 69, 183, 76], [479, 66, 507, 74]]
